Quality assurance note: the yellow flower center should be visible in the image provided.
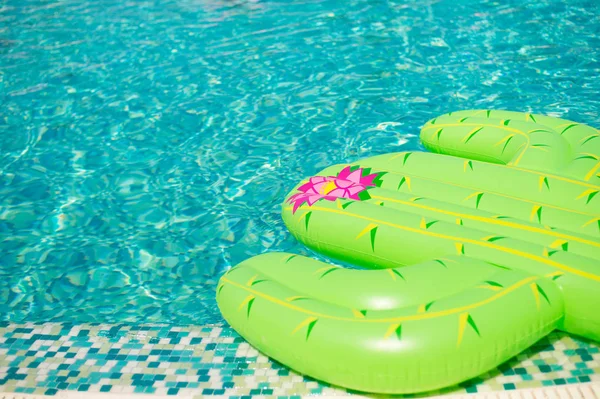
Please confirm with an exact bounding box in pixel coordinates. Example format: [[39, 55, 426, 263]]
[[320, 181, 337, 195]]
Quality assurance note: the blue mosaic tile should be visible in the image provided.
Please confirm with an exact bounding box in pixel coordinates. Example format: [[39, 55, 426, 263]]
[[0, 324, 599, 397]]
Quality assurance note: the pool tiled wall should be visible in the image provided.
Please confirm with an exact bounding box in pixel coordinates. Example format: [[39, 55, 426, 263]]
[[1, 323, 599, 398]]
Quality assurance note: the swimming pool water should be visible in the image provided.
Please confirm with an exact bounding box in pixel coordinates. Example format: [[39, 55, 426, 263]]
[[1, 0, 599, 325]]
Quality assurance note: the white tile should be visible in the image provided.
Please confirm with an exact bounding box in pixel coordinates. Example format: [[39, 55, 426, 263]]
[[121, 385, 135, 393]]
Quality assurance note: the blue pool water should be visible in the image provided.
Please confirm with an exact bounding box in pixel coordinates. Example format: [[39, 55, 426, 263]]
[[1, 0, 599, 325]]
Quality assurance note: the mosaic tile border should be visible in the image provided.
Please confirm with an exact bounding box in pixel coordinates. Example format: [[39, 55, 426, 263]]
[[1, 323, 599, 398], [2, 382, 600, 399]]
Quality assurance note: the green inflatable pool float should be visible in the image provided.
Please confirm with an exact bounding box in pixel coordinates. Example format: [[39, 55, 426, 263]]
[[217, 110, 600, 394]]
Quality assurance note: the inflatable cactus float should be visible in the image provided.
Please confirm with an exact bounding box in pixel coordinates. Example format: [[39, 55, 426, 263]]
[[217, 110, 600, 394]]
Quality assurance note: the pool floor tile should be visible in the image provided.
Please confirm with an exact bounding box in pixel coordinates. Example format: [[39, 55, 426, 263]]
[[0, 324, 599, 397]]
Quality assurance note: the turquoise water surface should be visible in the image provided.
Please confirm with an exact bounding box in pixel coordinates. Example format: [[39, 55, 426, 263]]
[[1, 0, 599, 324]]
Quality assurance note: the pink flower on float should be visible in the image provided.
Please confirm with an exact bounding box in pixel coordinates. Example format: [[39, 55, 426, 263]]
[[287, 166, 381, 213]]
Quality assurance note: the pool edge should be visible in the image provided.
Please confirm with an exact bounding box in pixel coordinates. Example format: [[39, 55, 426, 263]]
[[2, 382, 599, 399]]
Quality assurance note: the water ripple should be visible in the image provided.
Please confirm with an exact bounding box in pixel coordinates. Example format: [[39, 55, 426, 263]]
[[0, 0, 599, 324]]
